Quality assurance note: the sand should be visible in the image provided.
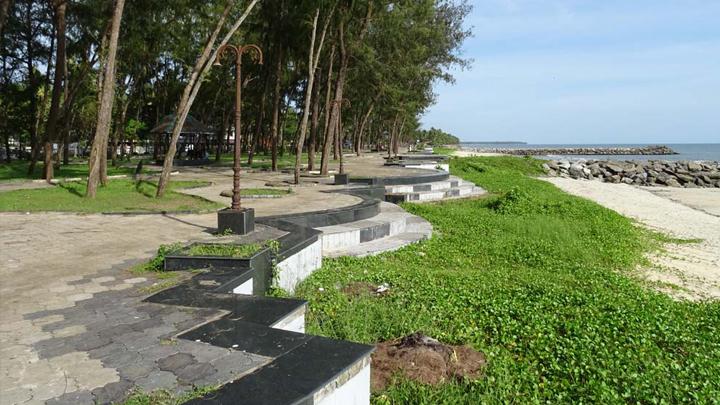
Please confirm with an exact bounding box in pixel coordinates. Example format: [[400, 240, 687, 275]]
[[452, 150, 505, 157], [545, 178, 720, 301]]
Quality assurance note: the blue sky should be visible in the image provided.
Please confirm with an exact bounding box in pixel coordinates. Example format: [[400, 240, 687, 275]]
[[421, 0, 720, 144]]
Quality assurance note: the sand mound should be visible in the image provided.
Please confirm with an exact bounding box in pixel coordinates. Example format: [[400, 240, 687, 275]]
[[371, 333, 486, 392]]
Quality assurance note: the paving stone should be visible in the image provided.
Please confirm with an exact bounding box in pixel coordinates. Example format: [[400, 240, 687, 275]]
[[135, 370, 178, 392], [175, 340, 231, 363], [52, 325, 86, 338], [137, 343, 180, 362], [46, 390, 96, 405], [129, 318, 160, 332], [67, 292, 94, 302], [68, 278, 93, 286], [174, 362, 216, 384], [123, 277, 147, 284], [98, 323, 135, 339], [158, 352, 196, 372], [35, 339, 76, 359], [101, 349, 142, 369], [0, 386, 33, 404], [87, 342, 126, 359], [118, 362, 156, 380], [91, 379, 134, 404], [73, 334, 112, 352]]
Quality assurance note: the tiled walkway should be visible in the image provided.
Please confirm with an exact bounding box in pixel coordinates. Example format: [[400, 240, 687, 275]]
[[0, 154, 420, 404]]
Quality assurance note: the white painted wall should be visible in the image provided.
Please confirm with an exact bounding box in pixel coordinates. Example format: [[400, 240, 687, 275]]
[[315, 357, 371, 405], [275, 239, 323, 293]]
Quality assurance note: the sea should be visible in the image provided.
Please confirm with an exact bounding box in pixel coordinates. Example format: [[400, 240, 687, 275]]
[[459, 143, 720, 162]]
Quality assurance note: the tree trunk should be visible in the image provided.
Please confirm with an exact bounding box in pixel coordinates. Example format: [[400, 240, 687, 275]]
[[156, 0, 259, 197], [24, 0, 38, 173], [319, 45, 336, 175], [43, 0, 68, 182], [322, 23, 349, 174], [0, 0, 12, 40], [86, 0, 124, 197], [3, 133, 10, 163], [307, 68, 321, 171], [356, 102, 373, 156], [270, 48, 283, 171]]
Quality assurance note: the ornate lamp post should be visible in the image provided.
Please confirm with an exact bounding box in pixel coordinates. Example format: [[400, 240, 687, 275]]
[[214, 44, 263, 235]]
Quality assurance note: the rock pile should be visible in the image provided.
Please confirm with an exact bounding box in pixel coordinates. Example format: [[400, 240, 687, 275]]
[[543, 160, 720, 188], [471, 145, 677, 156]]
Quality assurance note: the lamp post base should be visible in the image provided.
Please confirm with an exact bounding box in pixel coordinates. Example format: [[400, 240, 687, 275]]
[[334, 173, 350, 185], [217, 207, 255, 235]]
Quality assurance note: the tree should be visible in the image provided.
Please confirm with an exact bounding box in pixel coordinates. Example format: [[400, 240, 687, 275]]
[[86, 0, 125, 197], [42, 0, 67, 182], [155, 0, 259, 198], [293, 7, 332, 184]]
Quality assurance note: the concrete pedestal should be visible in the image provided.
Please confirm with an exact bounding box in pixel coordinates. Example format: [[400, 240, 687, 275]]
[[334, 173, 350, 185], [218, 207, 255, 235]]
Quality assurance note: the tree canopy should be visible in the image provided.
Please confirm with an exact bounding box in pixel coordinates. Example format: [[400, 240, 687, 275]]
[[0, 0, 471, 187]]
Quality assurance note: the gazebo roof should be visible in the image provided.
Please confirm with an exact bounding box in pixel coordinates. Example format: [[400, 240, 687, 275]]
[[150, 114, 214, 135]]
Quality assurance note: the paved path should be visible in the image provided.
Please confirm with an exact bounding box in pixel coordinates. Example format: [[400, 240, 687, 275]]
[[546, 178, 720, 300], [0, 213, 269, 404], [0, 154, 419, 404]]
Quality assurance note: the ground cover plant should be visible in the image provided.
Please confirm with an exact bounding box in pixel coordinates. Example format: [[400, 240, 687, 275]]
[[0, 179, 221, 213], [294, 156, 720, 403], [0, 160, 149, 181], [184, 242, 264, 258]]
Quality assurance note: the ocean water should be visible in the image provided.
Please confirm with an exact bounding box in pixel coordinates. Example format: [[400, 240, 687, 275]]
[[459, 143, 720, 162]]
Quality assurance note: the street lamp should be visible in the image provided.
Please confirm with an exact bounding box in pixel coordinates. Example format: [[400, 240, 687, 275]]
[[214, 44, 263, 235]]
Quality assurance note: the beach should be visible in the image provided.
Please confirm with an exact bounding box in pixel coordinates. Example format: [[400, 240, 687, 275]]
[[545, 177, 720, 301]]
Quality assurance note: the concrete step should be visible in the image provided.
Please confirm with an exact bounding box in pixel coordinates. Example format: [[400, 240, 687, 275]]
[[324, 231, 431, 258], [317, 202, 412, 252], [386, 184, 485, 203]]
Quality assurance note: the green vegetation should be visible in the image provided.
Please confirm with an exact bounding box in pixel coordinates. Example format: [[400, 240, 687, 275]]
[[121, 386, 217, 405], [0, 160, 149, 182], [415, 127, 460, 145], [240, 188, 291, 196], [211, 152, 337, 171], [0, 180, 220, 213], [185, 243, 264, 258], [295, 156, 720, 403], [131, 243, 182, 274]]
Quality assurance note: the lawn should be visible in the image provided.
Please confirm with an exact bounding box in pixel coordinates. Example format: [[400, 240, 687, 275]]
[[210, 152, 338, 170], [293, 156, 720, 403], [0, 160, 148, 182], [0, 179, 221, 213]]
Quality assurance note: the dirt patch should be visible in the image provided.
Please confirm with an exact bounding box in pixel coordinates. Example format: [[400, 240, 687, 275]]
[[371, 332, 486, 392], [342, 282, 377, 297]]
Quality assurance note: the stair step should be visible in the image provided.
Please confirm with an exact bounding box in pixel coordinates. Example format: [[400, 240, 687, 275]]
[[386, 184, 485, 203], [317, 202, 414, 251], [324, 231, 430, 258]]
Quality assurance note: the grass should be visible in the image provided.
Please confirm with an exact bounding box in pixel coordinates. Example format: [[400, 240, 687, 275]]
[[210, 152, 338, 170], [0, 160, 149, 182], [121, 386, 217, 405], [184, 243, 264, 258], [293, 156, 720, 403], [240, 187, 291, 196], [0, 179, 221, 213]]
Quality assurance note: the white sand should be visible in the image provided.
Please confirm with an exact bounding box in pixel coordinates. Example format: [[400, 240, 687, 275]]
[[545, 178, 720, 301], [452, 150, 506, 157]]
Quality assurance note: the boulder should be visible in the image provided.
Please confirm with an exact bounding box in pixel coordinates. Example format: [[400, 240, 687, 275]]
[[688, 162, 702, 171], [665, 178, 682, 187]]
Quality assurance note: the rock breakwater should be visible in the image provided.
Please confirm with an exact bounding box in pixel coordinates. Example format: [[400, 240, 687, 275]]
[[468, 145, 677, 156], [544, 160, 720, 188]]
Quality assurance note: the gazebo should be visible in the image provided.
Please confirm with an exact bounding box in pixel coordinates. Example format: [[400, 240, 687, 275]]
[[150, 114, 216, 165]]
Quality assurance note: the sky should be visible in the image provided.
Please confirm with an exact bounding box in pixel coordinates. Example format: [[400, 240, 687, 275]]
[[421, 0, 720, 144]]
